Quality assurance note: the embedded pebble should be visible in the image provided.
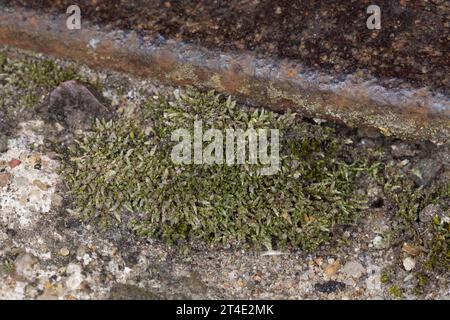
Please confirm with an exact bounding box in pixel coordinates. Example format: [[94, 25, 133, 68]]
[[59, 247, 70, 257], [14, 253, 38, 278], [0, 172, 11, 188], [14, 176, 29, 188], [366, 273, 381, 292], [51, 193, 64, 207], [342, 261, 365, 279], [373, 236, 385, 249], [402, 243, 421, 257], [419, 204, 442, 224], [65, 263, 84, 291], [65, 273, 83, 291], [8, 158, 22, 168], [32, 179, 50, 191], [324, 260, 341, 277], [403, 257, 416, 271]]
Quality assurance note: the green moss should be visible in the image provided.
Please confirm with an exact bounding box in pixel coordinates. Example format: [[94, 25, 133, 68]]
[[0, 51, 100, 110], [388, 285, 403, 299], [425, 216, 450, 271], [414, 274, 429, 295], [380, 271, 390, 284], [1, 261, 15, 275], [61, 90, 369, 250], [379, 162, 450, 273]]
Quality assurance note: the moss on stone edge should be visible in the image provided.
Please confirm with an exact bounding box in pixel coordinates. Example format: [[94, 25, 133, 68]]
[[62, 90, 369, 251], [0, 52, 84, 110]]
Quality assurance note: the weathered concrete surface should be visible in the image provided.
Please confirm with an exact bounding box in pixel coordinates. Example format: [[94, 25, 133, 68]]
[[0, 6, 449, 144], [0, 48, 449, 300]]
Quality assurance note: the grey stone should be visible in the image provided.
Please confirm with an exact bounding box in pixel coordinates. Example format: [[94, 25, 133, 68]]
[[366, 273, 381, 292], [410, 159, 443, 186], [390, 142, 417, 158], [342, 260, 365, 279], [14, 253, 38, 278], [419, 204, 443, 224], [51, 193, 64, 208], [372, 236, 386, 249], [403, 257, 416, 271], [38, 80, 113, 133], [65, 263, 84, 291], [13, 176, 29, 188]]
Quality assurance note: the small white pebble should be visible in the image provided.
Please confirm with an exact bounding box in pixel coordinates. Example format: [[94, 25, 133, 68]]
[[403, 257, 416, 271]]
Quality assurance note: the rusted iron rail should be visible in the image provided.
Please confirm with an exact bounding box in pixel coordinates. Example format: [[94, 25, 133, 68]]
[[0, 6, 449, 144]]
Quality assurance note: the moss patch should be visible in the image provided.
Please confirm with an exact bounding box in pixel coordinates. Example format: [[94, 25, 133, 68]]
[[0, 51, 82, 110], [62, 90, 369, 250], [388, 285, 403, 299], [380, 162, 450, 273], [0, 52, 99, 110]]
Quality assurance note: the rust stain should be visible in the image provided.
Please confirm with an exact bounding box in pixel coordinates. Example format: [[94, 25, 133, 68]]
[[220, 63, 245, 93], [0, 6, 448, 145]]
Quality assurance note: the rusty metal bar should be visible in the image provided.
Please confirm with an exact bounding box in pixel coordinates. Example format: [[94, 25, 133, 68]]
[[0, 6, 449, 144]]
